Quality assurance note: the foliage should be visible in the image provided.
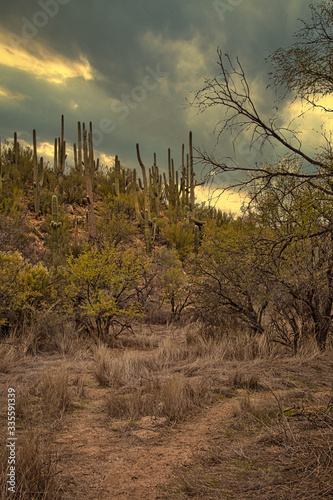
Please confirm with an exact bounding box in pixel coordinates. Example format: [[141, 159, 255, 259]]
[[191, 218, 269, 336], [96, 197, 136, 246], [66, 245, 144, 339], [0, 251, 57, 331], [248, 170, 333, 351], [153, 247, 191, 320], [163, 221, 194, 260]]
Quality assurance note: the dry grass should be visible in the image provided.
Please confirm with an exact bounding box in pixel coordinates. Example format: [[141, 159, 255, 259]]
[[162, 390, 333, 499], [185, 324, 280, 361], [10, 313, 83, 357], [0, 368, 77, 498], [10, 371, 72, 426], [95, 326, 284, 425], [228, 369, 262, 391], [0, 432, 62, 500], [106, 374, 211, 422], [94, 326, 327, 427], [0, 341, 20, 374], [93, 344, 156, 388], [35, 371, 72, 421], [0, 321, 331, 498]]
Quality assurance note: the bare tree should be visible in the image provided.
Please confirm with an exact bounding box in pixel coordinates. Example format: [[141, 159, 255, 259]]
[[191, 1, 333, 199]]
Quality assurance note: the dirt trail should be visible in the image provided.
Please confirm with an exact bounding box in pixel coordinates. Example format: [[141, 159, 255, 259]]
[[56, 390, 236, 499]]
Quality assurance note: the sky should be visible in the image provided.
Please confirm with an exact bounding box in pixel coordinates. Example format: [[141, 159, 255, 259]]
[[0, 0, 325, 211]]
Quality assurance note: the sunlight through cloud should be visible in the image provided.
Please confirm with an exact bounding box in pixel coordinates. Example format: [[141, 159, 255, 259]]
[[0, 31, 94, 84]]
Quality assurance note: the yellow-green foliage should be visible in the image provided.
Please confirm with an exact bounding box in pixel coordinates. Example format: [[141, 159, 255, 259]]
[[0, 251, 57, 330], [164, 221, 194, 260], [66, 245, 144, 338]]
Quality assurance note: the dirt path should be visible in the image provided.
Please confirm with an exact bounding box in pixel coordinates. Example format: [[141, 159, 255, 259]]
[[55, 390, 236, 499]]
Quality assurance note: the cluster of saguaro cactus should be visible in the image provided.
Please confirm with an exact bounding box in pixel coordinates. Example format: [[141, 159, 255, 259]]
[[135, 131, 196, 219], [134, 132, 198, 253], [4, 116, 204, 254], [33, 130, 44, 215]]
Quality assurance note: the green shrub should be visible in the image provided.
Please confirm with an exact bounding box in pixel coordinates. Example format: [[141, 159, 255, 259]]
[[66, 245, 144, 339], [0, 251, 57, 332]]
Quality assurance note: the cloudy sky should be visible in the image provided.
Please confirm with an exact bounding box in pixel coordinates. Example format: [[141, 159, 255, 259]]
[[0, 0, 324, 211]]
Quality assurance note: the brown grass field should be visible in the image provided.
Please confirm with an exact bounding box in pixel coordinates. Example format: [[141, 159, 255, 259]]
[[0, 323, 332, 499]]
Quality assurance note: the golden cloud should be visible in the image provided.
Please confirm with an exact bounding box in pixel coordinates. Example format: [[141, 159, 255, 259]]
[[0, 85, 28, 101], [0, 30, 94, 84], [196, 184, 246, 214]]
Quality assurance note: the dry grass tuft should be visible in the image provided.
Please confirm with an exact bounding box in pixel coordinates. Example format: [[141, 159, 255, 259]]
[[0, 342, 20, 374], [93, 344, 156, 388], [0, 432, 62, 500], [106, 374, 211, 422], [228, 369, 261, 391], [29, 370, 72, 422]]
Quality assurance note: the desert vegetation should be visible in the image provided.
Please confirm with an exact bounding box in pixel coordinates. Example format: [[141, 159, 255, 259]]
[[1, 2, 333, 497]]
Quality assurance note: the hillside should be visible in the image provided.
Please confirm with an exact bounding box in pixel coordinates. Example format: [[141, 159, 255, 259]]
[[0, 116, 332, 499]]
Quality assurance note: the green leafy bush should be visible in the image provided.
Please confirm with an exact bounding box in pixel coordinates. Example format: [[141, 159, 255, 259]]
[[0, 251, 57, 332], [66, 245, 144, 339]]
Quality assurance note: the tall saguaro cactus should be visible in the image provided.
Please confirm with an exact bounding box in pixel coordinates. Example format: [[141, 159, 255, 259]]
[[149, 153, 162, 216], [136, 143, 151, 220], [13, 132, 19, 169], [0, 137, 10, 195], [113, 155, 120, 196], [77, 121, 83, 174], [51, 195, 61, 262], [132, 168, 144, 225], [189, 131, 195, 213], [32, 129, 44, 215], [83, 122, 97, 240]]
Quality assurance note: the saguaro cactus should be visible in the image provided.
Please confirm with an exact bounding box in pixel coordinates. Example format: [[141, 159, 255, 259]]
[[136, 143, 151, 220], [77, 121, 83, 174], [0, 137, 10, 194], [149, 153, 162, 216], [83, 122, 97, 240], [51, 195, 61, 261], [13, 132, 19, 169], [194, 224, 200, 254], [144, 209, 151, 253], [189, 131, 195, 213], [132, 168, 144, 225], [33, 129, 44, 215], [113, 155, 120, 196], [54, 115, 66, 194]]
